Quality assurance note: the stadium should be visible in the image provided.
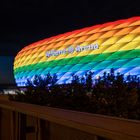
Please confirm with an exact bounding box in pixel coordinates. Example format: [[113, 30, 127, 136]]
[[14, 17, 140, 86]]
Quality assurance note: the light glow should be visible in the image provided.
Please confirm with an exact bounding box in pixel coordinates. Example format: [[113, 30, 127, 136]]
[[14, 17, 140, 86]]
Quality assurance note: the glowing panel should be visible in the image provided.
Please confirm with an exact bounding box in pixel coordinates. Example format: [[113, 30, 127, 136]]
[[14, 17, 140, 86]]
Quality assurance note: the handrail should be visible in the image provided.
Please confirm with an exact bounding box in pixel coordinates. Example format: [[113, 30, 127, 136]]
[[0, 97, 140, 140]]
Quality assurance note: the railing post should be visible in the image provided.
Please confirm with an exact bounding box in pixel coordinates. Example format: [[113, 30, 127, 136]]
[[19, 113, 27, 140], [10, 111, 15, 140], [15, 112, 20, 140], [38, 119, 50, 140]]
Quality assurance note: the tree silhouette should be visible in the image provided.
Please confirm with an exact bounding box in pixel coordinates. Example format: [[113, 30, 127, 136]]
[[71, 73, 80, 84], [10, 69, 140, 120]]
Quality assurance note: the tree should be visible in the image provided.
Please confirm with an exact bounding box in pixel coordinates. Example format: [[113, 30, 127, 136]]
[[26, 78, 33, 87], [71, 74, 80, 84], [85, 71, 94, 89], [51, 73, 58, 86], [44, 72, 52, 86]]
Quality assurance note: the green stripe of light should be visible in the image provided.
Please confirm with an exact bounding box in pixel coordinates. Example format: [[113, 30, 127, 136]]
[[14, 49, 140, 78]]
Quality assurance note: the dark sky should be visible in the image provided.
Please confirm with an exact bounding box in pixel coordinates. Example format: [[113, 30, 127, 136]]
[[0, 0, 140, 84], [1, 0, 140, 56]]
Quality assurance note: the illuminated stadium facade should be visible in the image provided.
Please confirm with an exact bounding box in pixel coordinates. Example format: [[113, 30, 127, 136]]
[[14, 17, 140, 86]]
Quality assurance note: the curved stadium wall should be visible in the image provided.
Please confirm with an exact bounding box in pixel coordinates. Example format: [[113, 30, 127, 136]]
[[14, 17, 140, 86]]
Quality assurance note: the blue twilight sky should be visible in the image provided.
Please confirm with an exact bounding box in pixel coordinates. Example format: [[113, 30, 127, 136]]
[[0, 56, 15, 84]]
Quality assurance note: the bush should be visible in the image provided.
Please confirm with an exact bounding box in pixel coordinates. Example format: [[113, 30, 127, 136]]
[[10, 70, 140, 120]]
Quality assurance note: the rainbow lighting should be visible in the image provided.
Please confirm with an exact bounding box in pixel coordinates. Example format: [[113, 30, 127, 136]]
[[14, 17, 140, 86]]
